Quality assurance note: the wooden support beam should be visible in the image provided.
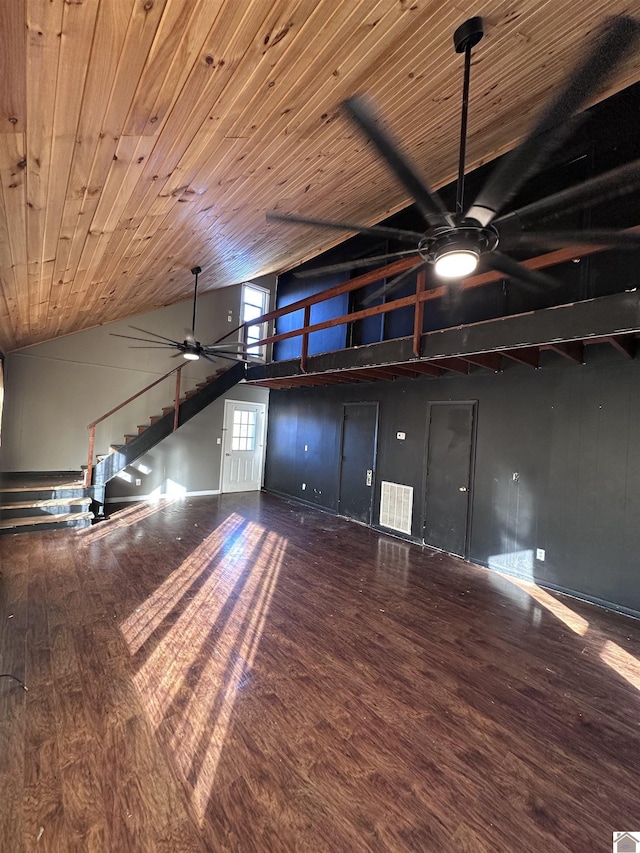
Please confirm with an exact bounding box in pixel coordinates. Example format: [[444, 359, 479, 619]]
[[360, 367, 401, 379], [501, 347, 540, 368], [384, 364, 421, 378], [545, 341, 585, 364], [605, 335, 636, 359], [341, 369, 393, 381], [300, 305, 311, 373], [409, 362, 442, 377], [461, 352, 502, 372], [428, 358, 470, 374]]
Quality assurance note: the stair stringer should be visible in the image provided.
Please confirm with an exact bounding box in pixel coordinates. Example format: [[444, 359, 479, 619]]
[[93, 361, 246, 487]]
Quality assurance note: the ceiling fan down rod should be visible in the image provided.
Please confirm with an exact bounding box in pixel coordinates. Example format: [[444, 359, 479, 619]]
[[453, 17, 483, 217], [190, 265, 201, 336]]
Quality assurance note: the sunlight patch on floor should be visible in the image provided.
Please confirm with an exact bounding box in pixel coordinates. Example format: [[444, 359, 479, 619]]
[[600, 640, 640, 691], [502, 574, 589, 636], [126, 517, 286, 822], [120, 513, 244, 654]]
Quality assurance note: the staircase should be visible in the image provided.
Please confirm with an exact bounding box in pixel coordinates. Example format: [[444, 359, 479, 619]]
[[1, 361, 247, 533], [89, 360, 246, 511], [0, 476, 93, 534]]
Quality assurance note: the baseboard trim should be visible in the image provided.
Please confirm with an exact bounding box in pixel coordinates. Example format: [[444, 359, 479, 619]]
[[105, 489, 221, 504], [476, 560, 640, 622]]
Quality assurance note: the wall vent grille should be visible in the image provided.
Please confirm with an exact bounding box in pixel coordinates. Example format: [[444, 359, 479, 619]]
[[379, 481, 413, 535]]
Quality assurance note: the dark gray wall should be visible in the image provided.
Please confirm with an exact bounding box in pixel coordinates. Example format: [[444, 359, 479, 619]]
[[264, 347, 640, 615]]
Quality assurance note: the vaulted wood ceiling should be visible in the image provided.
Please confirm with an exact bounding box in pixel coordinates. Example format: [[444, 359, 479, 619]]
[[2, 0, 640, 353]]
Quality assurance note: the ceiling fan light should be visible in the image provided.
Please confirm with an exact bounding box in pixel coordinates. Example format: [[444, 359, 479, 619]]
[[434, 248, 479, 279], [183, 351, 200, 361]]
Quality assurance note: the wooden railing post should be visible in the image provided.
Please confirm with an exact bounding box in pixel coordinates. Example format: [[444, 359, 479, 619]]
[[85, 425, 96, 486], [301, 305, 311, 372], [174, 365, 182, 432], [242, 322, 250, 361]]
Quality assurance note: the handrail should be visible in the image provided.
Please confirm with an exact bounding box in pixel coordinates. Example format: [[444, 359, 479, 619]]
[[249, 225, 640, 358], [88, 364, 183, 429], [85, 363, 184, 487]]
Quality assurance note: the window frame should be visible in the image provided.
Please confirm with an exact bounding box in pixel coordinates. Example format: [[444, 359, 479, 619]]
[[240, 282, 270, 360]]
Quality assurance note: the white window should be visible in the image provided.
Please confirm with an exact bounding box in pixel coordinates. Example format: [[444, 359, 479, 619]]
[[241, 283, 269, 358], [231, 408, 257, 452]]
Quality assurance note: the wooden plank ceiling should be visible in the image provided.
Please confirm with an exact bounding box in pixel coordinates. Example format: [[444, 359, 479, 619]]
[[2, 0, 640, 353]]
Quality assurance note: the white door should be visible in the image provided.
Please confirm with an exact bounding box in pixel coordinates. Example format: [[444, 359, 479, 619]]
[[221, 400, 267, 493]]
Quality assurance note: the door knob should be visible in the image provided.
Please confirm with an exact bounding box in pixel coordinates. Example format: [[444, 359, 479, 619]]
[[459, 486, 467, 492]]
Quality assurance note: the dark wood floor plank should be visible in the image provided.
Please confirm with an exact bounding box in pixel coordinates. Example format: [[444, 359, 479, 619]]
[[1, 492, 640, 851]]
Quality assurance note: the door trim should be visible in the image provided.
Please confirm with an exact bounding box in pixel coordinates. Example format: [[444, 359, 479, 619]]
[[337, 401, 379, 525], [220, 399, 268, 493], [421, 400, 477, 559]]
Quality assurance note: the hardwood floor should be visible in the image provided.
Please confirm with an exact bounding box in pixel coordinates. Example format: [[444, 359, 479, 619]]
[[1, 492, 639, 852]]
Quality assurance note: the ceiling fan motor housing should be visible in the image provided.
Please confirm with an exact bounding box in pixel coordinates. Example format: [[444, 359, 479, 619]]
[[420, 224, 499, 266]]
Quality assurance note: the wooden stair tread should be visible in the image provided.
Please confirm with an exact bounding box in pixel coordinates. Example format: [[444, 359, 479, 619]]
[[2, 497, 91, 511], [0, 511, 93, 530], [0, 480, 84, 493]]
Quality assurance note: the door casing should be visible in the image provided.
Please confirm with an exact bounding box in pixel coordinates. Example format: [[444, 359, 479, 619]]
[[421, 400, 477, 558]]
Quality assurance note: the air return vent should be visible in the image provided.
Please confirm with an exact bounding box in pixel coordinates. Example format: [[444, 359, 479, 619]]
[[379, 481, 413, 535]]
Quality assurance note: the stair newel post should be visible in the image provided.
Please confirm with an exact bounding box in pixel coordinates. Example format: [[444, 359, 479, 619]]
[[174, 365, 182, 432], [86, 424, 96, 487]]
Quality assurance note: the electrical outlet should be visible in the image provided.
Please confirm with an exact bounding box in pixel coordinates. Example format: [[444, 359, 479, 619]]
[[135, 478, 142, 486], [216, 437, 221, 445], [396, 431, 406, 441], [301, 483, 306, 490], [536, 548, 545, 561]]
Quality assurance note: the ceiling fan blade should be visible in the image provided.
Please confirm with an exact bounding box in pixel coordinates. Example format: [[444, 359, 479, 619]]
[[500, 229, 640, 251], [170, 351, 184, 358], [110, 332, 175, 345], [486, 251, 561, 293], [127, 345, 179, 349], [202, 338, 246, 349], [203, 346, 247, 354], [495, 158, 640, 231], [467, 16, 640, 227], [266, 211, 425, 243], [295, 249, 421, 279], [202, 351, 242, 364], [361, 260, 429, 306], [127, 325, 182, 345], [343, 95, 451, 228]]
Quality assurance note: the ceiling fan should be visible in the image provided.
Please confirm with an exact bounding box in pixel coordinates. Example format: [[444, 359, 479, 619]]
[[267, 15, 640, 304], [111, 266, 248, 364]]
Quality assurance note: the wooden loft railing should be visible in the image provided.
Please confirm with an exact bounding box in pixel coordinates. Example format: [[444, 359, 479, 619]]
[[85, 363, 184, 487], [247, 226, 640, 372]]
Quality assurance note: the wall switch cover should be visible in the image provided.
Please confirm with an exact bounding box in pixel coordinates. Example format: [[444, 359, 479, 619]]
[[536, 548, 545, 561]]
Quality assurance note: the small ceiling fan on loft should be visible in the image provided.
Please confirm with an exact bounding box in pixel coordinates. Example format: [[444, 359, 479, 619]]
[[111, 266, 247, 364], [267, 15, 640, 304]]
